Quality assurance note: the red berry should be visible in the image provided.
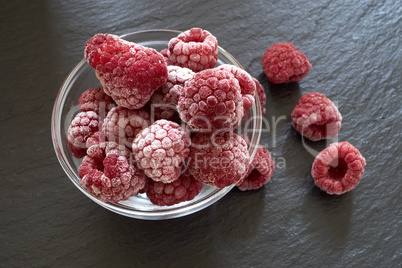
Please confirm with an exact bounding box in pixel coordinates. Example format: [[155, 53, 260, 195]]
[[79, 142, 146, 202], [160, 48, 173, 65], [215, 64, 256, 113], [132, 120, 191, 183], [149, 65, 194, 120], [253, 77, 266, 115], [177, 68, 244, 132], [168, 28, 218, 72], [291, 92, 342, 141], [145, 170, 203, 206], [84, 33, 120, 67], [78, 87, 116, 118], [261, 42, 311, 84], [67, 111, 101, 158], [89, 37, 168, 109], [188, 132, 250, 188], [237, 144, 275, 191], [311, 142, 366, 195], [102, 106, 151, 148]]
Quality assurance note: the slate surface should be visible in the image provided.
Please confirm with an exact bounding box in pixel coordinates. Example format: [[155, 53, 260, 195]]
[[0, 0, 400, 267]]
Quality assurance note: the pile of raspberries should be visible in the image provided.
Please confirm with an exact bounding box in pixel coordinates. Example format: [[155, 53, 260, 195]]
[[66, 27, 366, 207]]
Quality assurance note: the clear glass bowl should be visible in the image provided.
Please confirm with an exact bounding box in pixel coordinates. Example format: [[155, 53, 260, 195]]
[[51, 29, 262, 220]]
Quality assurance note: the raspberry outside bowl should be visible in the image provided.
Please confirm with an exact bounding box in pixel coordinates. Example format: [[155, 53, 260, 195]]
[[51, 29, 262, 220]]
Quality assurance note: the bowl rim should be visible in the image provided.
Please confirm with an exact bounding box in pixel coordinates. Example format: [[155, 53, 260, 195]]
[[51, 29, 262, 220]]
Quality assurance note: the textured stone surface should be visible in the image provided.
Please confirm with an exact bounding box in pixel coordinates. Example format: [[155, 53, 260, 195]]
[[0, 0, 400, 267]]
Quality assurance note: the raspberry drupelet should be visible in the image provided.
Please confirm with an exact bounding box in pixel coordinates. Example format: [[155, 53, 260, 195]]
[[132, 120, 191, 183], [291, 92, 342, 141], [78, 142, 146, 202], [84, 33, 120, 67], [145, 170, 203, 206], [168, 28, 218, 72], [188, 132, 250, 188], [78, 87, 116, 118], [67, 111, 101, 158], [177, 68, 244, 133], [311, 142, 366, 195], [102, 106, 151, 148], [149, 65, 194, 120], [215, 64, 256, 113], [261, 42, 312, 84], [237, 144, 275, 191], [86, 35, 168, 109]]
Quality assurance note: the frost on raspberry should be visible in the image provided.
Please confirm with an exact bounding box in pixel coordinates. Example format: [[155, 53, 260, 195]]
[[78, 87, 116, 118], [237, 144, 275, 191], [261, 42, 312, 84], [177, 68, 244, 133], [102, 106, 151, 148], [87, 36, 168, 109], [168, 28, 218, 72], [215, 64, 256, 113], [132, 120, 191, 183], [253, 77, 266, 115], [291, 92, 342, 141], [79, 142, 146, 203], [145, 170, 203, 206], [188, 132, 250, 188], [311, 142, 366, 195], [149, 65, 194, 121], [67, 111, 101, 158], [160, 48, 173, 66]]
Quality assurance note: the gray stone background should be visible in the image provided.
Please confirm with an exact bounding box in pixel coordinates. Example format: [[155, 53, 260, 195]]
[[0, 0, 400, 267]]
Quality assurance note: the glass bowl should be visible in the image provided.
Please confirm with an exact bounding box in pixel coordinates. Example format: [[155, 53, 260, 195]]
[[51, 29, 262, 220]]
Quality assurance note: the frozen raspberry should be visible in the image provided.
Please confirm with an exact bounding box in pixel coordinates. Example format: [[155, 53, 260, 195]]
[[78, 87, 116, 118], [89, 37, 168, 109], [149, 65, 194, 120], [215, 64, 256, 113], [188, 132, 250, 188], [177, 68, 244, 132], [160, 48, 173, 65], [311, 142, 366, 195], [85, 131, 105, 148], [261, 42, 312, 84], [132, 120, 191, 183], [237, 144, 275, 191], [168, 28, 218, 72], [79, 142, 146, 202], [102, 106, 151, 148], [145, 170, 203, 206], [84, 33, 120, 67], [291, 92, 342, 141], [253, 77, 266, 115], [67, 111, 101, 158]]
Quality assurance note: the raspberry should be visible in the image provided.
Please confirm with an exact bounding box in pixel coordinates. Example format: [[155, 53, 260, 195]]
[[67, 111, 101, 158], [215, 64, 256, 113], [237, 144, 275, 191], [132, 120, 191, 183], [261, 42, 312, 84], [291, 92, 342, 141], [160, 48, 173, 65], [188, 132, 250, 188], [145, 170, 203, 206], [149, 65, 194, 120], [168, 28, 218, 72], [78, 87, 116, 118], [102, 106, 151, 148], [84, 33, 120, 67], [311, 142, 366, 195], [177, 68, 244, 132], [89, 37, 168, 109], [253, 77, 266, 115], [79, 144, 146, 203]]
